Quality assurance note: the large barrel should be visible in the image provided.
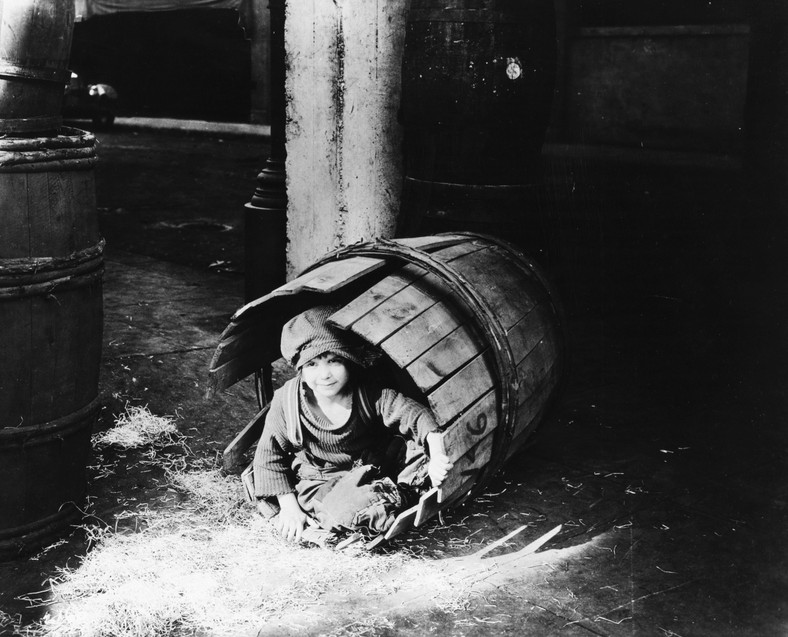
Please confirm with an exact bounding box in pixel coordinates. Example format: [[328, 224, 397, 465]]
[[398, 0, 557, 238], [0, 127, 103, 558], [0, 0, 75, 134], [209, 233, 566, 527]]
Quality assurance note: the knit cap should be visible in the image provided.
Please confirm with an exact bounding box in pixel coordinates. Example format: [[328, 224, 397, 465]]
[[280, 304, 375, 370]]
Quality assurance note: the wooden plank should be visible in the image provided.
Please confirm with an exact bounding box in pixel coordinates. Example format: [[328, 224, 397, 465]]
[[414, 487, 441, 527], [474, 524, 530, 558], [506, 304, 552, 366], [437, 430, 494, 503], [329, 266, 425, 330], [277, 256, 386, 294], [427, 352, 495, 425], [42, 171, 75, 255], [222, 404, 271, 470], [70, 169, 99, 249], [393, 234, 470, 251], [0, 172, 31, 256], [438, 474, 476, 507], [384, 502, 419, 540], [434, 389, 497, 462], [330, 238, 487, 349], [219, 257, 387, 340], [515, 334, 559, 405], [449, 246, 537, 329], [26, 172, 52, 256], [209, 315, 281, 367], [509, 365, 560, 445], [351, 278, 440, 346], [208, 257, 402, 394], [378, 300, 464, 368], [430, 239, 489, 262], [496, 524, 564, 564], [405, 324, 485, 392], [299, 256, 386, 292], [507, 410, 546, 461], [0, 299, 33, 425]]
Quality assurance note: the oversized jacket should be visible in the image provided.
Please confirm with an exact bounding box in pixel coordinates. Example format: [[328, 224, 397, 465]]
[[252, 376, 439, 498]]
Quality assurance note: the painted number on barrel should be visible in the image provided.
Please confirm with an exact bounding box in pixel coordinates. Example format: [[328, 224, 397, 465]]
[[468, 412, 487, 436]]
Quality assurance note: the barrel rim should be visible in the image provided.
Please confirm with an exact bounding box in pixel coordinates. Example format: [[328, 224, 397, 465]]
[[0, 239, 105, 278], [0, 63, 71, 83], [0, 397, 100, 443], [0, 126, 96, 152]]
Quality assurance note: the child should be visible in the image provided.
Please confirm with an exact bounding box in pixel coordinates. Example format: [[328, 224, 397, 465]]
[[252, 304, 453, 543]]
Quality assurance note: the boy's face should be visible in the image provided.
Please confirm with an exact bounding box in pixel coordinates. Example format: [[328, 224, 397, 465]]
[[301, 352, 351, 400]]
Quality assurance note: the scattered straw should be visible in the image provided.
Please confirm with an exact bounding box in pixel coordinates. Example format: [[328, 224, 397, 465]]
[[93, 404, 178, 448], [21, 467, 444, 637], [17, 452, 597, 637], [1, 610, 21, 634]]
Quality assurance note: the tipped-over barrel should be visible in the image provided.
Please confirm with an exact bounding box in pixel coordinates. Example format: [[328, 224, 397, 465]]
[[208, 233, 566, 534]]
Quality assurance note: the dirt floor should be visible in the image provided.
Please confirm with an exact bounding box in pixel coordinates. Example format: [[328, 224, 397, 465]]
[[1, 122, 786, 636]]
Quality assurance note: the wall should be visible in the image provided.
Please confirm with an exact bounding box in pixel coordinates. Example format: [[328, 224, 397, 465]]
[[550, 0, 750, 154]]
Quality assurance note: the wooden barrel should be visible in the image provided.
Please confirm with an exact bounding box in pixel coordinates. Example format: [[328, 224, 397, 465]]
[[208, 233, 566, 535], [0, 0, 75, 134], [398, 0, 557, 237], [0, 127, 102, 558]]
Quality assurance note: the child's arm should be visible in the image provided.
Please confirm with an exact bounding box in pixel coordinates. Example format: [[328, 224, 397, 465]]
[[375, 388, 454, 486], [252, 386, 304, 540], [273, 492, 308, 542], [426, 431, 453, 487]]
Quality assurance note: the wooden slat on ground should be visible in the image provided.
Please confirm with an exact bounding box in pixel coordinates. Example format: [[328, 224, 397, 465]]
[[383, 502, 419, 541], [414, 487, 441, 527], [222, 405, 270, 469]]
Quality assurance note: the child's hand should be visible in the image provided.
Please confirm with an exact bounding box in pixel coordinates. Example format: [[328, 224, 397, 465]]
[[426, 432, 453, 487], [273, 493, 308, 542]]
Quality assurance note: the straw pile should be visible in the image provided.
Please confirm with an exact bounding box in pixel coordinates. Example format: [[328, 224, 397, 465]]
[[21, 462, 452, 637], [92, 404, 178, 449]]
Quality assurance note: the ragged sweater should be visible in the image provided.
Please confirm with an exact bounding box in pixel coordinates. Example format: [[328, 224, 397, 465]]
[[253, 377, 439, 498]]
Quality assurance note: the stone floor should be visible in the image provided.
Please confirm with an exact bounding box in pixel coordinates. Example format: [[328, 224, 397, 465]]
[[1, 123, 786, 636]]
